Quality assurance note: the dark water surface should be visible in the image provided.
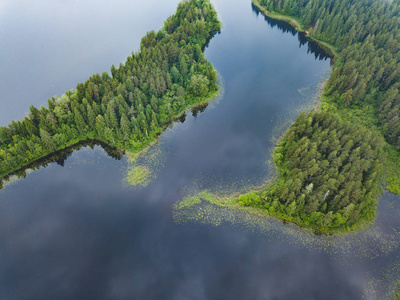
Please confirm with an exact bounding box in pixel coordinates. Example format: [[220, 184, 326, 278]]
[[1, 0, 400, 299]]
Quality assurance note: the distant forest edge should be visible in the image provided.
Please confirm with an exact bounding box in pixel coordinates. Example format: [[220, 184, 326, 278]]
[[0, 0, 221, 187], [235, 0, 400, 233]]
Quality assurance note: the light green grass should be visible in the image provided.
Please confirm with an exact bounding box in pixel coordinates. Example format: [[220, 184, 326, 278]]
[[127, 166, 151, 187], [385, 145, 400, 194]]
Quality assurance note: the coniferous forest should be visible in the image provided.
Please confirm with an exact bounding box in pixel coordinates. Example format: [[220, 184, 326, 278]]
[[255, 0, 400, 151], [237, 111, 385, 232], [237, 0, 400, 232], [0, 0, 221, 182]]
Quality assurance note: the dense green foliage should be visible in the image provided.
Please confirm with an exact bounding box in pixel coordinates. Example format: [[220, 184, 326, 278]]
[[257, 0, 400, 148], [0, 0, 221, 179], [274, 110, 384, 215], [238, 111, 385, 231]]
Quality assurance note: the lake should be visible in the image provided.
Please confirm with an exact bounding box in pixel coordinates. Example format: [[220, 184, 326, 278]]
[[1, 0, 400, 299]]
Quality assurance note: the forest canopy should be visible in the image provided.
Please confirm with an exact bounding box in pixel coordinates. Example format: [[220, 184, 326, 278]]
[[238, 111, 385, 231], [242, 0, 400, 231], [0, 0, 221, 181], [256, 0, 400, 148]]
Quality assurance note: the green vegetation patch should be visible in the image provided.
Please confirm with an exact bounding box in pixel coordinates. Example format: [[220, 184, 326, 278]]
[[176, 194, 202, 209], [387, 177, 400, 195], [127, 166, 151, 187], [385, 145, 400, 194], [259, 110, 385, 233], [176, 191, 222, 209]]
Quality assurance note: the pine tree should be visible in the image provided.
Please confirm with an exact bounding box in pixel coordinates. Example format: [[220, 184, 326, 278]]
[[40, 128, 56, 151]]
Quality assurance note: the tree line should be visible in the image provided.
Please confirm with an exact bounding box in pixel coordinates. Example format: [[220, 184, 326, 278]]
[[0, 0, 221, 179], [257, 0, 400, 148]]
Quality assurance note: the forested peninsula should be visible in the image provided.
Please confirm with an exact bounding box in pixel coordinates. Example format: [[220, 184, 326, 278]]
[[231, 0, 400, 233], [0, 0, 221, 187], [176, 0, 400, 235]]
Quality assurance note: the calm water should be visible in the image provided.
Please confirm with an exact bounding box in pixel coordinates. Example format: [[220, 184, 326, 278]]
[[1, 0, 400, 299]]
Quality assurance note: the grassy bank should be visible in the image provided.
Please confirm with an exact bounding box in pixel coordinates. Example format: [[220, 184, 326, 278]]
[[175, 189, 372, 235]]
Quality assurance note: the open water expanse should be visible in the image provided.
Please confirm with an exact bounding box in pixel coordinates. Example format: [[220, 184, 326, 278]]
[[1, 0, 400, 299]]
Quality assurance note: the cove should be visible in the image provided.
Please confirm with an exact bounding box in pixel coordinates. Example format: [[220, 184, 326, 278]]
[[1, 0, 400, 300]]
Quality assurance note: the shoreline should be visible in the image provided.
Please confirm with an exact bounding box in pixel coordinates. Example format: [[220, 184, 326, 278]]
[[176, 186, 373, 235], [0, 138, 121, 184], [229, 0, 380, 235], [175, 2, 375, 236], [251, 0, 337, 58], [125, 87, 220, 161], [0, 88, 221, 185]]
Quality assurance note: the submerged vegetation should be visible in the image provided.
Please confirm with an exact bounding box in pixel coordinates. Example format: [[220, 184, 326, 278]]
[[127, 166, 151, 187], [0, 0, 221, 185]]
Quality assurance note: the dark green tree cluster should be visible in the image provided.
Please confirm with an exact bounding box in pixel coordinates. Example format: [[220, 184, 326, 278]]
[[239, 111, 385, 230], [0, 0, 221, 178], [257, 0, 400, 148]]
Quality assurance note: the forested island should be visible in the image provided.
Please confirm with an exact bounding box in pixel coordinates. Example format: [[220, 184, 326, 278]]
[[231, 0, 400, 233], [0, 0, 221, 187]]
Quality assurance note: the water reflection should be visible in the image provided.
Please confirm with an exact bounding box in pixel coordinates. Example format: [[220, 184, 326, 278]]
[[0, 140, 123, 190], [0, 99, 210, 189], [191, 102, 209, 117], [251, 3, 332, 61]]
